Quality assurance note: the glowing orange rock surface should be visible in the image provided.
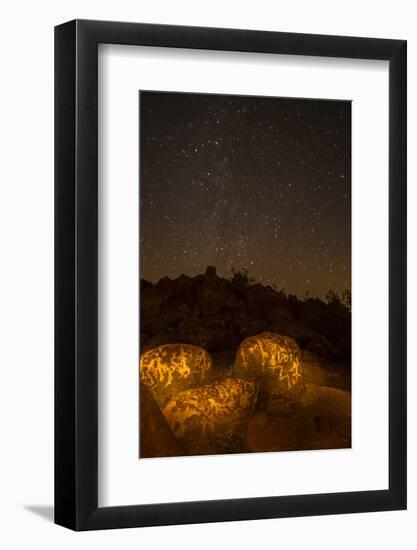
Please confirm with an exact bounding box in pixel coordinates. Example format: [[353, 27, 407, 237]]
[[233, 332, 302, 394], [139, 385, 184, 458], [162, 378, 258, 455], [140, 343, 212, 407]]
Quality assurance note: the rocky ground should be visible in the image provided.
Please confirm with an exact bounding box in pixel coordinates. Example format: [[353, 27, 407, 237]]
[[141, 266, 350, 358], [140, 267, 351, 458]]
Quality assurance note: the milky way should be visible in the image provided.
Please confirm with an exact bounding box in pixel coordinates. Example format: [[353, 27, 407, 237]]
[[140, 91, 351, 298]]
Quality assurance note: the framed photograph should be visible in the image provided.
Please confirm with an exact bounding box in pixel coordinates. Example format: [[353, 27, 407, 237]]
[[55, 20, 406, 530]]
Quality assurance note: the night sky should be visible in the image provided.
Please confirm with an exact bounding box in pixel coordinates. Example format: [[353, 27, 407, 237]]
[[140, 91, 351, 298]]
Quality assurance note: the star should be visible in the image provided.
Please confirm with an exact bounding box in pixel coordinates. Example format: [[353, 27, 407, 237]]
[[140, 91, 351, 298]]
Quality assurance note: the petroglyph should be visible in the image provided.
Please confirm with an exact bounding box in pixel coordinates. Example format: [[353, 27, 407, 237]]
[[233, 332, 302, 393], [140, 344, 212, 407], [162, 378, 258, 454]]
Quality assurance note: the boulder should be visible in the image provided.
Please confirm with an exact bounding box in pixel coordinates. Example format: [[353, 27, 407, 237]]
[[306, 335, 339, 361], [140, 343, 212, 407], [197, 266, 242, 318], [246, 409, 315, 453], [233, 332, 303, 394], [244, 284, 279, 320], [299, 297, 350, 344], [300, 350, 348, 389], [246, 382, 351, 452], [139, 385, 184, 458], [140, 285, 167, 334], [301, 350, 320, 362], [160, 302, 192, 327], [168, 273, 202, 310], [299, 383, 351, 448], [162, 378, 258, 455]]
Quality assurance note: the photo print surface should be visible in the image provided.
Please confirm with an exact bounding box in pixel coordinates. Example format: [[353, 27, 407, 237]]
[[139, 91, 351, 459]]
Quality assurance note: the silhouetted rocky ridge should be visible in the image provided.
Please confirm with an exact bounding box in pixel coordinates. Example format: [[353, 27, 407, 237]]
[[141, 266, 351, 364]]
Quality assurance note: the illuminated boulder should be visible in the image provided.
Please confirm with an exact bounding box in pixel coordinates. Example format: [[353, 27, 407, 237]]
[[233, 332, 302, 394], [140, 343, 212, 407], [162, 378, 258, 455], [300, 350, 348, 390], [246, 382, 351, 452], [299, 382, 351, 449], [139, 385, 184, 458]]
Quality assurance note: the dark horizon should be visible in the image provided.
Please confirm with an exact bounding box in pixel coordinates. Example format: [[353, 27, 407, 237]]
[[140, 91, 351, 299]]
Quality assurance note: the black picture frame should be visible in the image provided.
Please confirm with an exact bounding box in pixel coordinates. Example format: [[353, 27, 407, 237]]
[[55, 19, 407, 531]]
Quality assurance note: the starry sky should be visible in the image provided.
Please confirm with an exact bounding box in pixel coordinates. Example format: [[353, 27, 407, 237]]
[[140, 91, 351, 298]]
